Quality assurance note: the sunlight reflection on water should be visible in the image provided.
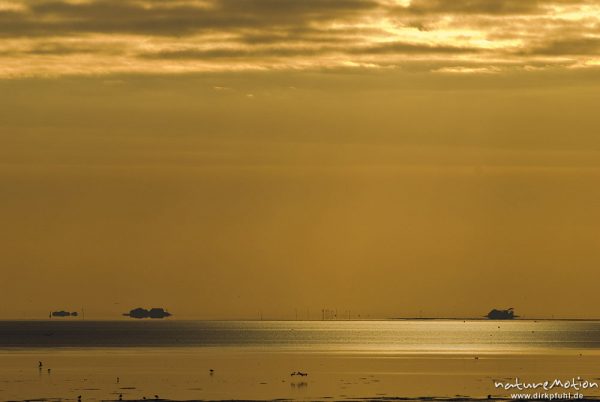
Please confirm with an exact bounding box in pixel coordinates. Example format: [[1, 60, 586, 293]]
[[2, 320, 600, 353]]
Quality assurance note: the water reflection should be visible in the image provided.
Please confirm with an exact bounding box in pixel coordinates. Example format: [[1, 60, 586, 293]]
[[1, 320, 600, 353]]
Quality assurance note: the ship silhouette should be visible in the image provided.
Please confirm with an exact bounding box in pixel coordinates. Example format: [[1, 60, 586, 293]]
[[486, 307, 517, 320], [123, 307, 172, 319], [50, 311, 78, 318]]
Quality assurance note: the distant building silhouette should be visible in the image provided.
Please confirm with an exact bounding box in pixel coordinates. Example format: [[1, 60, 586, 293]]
[[123, 307, 172, 319]]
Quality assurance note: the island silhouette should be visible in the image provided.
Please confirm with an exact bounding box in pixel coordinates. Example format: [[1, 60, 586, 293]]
[[485, 307, 517, 320]]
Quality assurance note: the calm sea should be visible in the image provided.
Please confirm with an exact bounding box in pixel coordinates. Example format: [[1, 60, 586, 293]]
[[1, 319, 600, 352], [2, 320, 600, 400]]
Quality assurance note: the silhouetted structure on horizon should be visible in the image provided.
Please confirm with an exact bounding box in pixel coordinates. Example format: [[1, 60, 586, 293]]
[[50, 311, 78, 318], [123, 307, 172, 319], [486, 307, 517, 320]]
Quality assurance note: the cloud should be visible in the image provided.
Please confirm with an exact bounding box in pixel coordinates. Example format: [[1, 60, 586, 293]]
[[0, 0, 380, 37], [390, 0, 595, 16], [353, 41, 483, 55], [524, 37, 600, 55], [393, 0, 544, 15], [140, 41, 481, 60], [0, 0, 599, 77], [141, 46, 334, 60]]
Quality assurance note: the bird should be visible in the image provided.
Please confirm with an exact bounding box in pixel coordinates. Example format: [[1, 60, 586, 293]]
[[38, 361, 43, 368], [77, 396, 82, 402], [47, 368, 51, 374], [116, 377, 120, 383], [118, 394, 123, 401], [154, 395, 159, 400]]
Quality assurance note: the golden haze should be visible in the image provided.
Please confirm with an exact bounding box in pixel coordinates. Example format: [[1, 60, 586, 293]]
[[1, 0, 600, 319]]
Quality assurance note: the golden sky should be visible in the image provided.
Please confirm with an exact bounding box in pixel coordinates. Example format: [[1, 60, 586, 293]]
[[2, 0, 600, 76], [1, 0, 600, 319]]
